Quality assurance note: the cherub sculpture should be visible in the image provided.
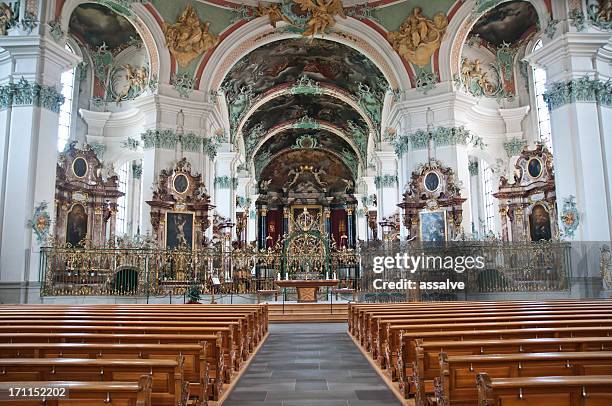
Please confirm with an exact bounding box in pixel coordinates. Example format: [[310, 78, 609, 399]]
[[294, 0, 346, 38]]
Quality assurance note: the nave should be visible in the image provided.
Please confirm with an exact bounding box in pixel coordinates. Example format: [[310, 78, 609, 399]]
[[2, 299, 612, 404], [225, 323, 401, 406]]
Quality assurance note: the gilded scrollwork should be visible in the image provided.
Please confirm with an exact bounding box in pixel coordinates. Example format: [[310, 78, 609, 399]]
[[163, 4, 218, 68], [388, 7, 448, 67], [258, 0, 345, 38]]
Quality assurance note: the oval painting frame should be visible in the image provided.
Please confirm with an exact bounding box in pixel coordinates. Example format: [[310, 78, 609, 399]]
[[527, 157, 543, 179], [72, 157, 88, 178], [424, 171, 440, 192], [173, 173, 189, 194]]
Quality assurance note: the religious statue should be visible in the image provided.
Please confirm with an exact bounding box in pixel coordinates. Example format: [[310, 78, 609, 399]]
[[388, 7, 448, 67], [116, 64, 148, 102], [460, 58, 498, 96], [163, 4, 218, 67], [257, 2, 289, 27], [0, 2, 13, 36], [294, 0, 346, 38], [601, 245, 612, 290]]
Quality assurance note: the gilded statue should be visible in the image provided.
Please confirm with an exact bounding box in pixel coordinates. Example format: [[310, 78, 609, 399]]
[[257, 3, 289, 28], [461, 58, 498, 95], [116, 64, 148, 102], [0, 2, 13, 36], [163, 4, 218, 68], [388, 7, 448, 67], [294, 0, 346, 38]]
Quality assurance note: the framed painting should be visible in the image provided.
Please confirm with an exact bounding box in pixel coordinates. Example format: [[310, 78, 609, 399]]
[[165, 212, 194, 249], [66, 203, 88, 247], [529, 204, 552, 241], [419, 210, 447, 242]]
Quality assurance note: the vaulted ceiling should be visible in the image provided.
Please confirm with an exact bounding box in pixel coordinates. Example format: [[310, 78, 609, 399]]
[[221, 38, 387, 182]]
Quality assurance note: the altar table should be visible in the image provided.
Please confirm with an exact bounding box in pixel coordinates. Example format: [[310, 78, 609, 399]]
[[275, 280, 340, 303]]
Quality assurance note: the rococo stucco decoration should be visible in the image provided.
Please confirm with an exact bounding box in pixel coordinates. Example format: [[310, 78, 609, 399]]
[[560, 195, 580, 239], [28, 201, 52, 245], [259, 0, 346, 38], [388, 7, 448, 67], [163, 4, 218, 68]]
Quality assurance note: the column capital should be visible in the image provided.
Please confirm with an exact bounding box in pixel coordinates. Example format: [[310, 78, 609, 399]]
[[0, 36, 81, 85], [525, 32, 612, 82]]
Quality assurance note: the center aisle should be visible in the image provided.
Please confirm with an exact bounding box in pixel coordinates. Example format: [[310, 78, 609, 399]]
[[224, 323, 403, 406]]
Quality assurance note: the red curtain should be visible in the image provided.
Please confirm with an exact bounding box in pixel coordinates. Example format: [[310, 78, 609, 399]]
[[266, 209, 283, 248], [331, 209, 348, 248]]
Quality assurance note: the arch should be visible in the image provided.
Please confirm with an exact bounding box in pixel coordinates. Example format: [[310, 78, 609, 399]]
[[440, 0, 551, 81], [59, 0, 167, 83], [249, 120, 364, 170], [198, 16, 410, 95], [234, 83, 376, 140]]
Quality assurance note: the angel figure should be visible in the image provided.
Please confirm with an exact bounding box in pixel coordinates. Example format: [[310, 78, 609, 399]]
[[294, 0, 346, 38], [0, 2, 12, 36], [258, 2, 288, 28]]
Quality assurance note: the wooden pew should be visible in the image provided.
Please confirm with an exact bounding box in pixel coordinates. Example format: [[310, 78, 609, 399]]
[[0, 324, 240, 375], [0, 376, 152, 406], [411, 336, 612, 402], [437, 351, 612, 406], [477, 373, 612, 406], [0, 333, 225, 401], [0, 357, 186, 406], [0, 342, 210, 404], [370, 308, 612, 358], [395, 326, 612, 398], [384, 319, 612, 381], [350, 301, 612, 341], [0, 316, 256, 360]]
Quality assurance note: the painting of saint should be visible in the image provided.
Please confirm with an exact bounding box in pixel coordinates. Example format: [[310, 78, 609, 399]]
[[424, 172, 440, 192], [166, 212, 194, 249], [420, 210, 447, 242], [173, 174, 189, 194], [66, 204, 88, 247], [529, 204, 551, 241], [528, 158, 542, 178]]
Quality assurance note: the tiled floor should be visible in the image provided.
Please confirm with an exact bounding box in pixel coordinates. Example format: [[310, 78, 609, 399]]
[[223, 323, 402, 406]]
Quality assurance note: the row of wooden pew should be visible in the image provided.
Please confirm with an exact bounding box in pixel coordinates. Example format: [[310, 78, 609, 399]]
[[0, 303, 268, 405], [348, 299, 612, 405]]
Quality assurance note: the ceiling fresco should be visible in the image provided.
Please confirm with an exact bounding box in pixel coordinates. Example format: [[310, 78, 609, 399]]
[[470, 1, 539, 47], [69, 3, 140, 50], [221, 38, 388, 104], [254, 129, 360, 178], [259, 149, 355, 195], [242, 93, 368, 138]]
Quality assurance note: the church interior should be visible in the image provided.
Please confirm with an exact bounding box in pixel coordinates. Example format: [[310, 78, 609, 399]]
[[0, 0, 611, 404]]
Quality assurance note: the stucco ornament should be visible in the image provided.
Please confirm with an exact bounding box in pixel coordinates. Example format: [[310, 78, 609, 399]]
[[163, 4, 218, 68], [294, 0, 346, 38], [560, 195, 580, 238], [259, 0, 346, 38], [388, 7, 448, 67], [28, 201, 52, 245]]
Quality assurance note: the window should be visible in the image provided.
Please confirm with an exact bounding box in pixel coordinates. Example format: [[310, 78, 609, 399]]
[[532, 39, 552, 152], [58, 44, 76, 152], [481, 160, 496, 233], [116, 162, 129, 236]]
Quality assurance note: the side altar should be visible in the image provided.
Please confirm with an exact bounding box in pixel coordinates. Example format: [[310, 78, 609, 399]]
[[275, 279, 340, 303]]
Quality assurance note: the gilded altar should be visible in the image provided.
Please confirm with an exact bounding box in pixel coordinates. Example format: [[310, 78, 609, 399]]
[[147, 158, 214, 250], [494, 144, 557, 242], [398, 160, 466, 241], [54, 142, 123, 247]]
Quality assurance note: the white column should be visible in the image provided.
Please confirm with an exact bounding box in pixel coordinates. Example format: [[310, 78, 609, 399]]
[[527, 32, 612, 242], [0, 37, 80, 302], [214, 149, 238, 221]]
